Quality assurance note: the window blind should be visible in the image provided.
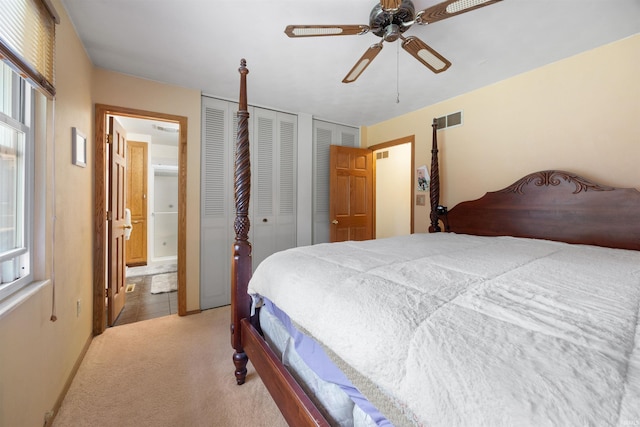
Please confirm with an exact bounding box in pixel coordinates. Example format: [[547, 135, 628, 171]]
[[0, 0, 59, 97]]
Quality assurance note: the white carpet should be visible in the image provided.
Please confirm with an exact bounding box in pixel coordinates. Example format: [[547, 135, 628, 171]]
[[150, 272, 177, 294]]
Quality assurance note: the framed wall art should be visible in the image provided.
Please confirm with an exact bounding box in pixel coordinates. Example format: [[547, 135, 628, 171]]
[[417, 165, 429, 192], [72, 127, 87, 167]]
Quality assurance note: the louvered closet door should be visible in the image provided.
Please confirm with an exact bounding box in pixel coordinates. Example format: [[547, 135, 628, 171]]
[[200, 97, 235, 309], [339, 126, 358, 148], [313, 123, 333, 244], [251, 109, 297, 270], [200, 98, 296, 309], [313, 120, 360, 244], [276, 116, 297, 253]]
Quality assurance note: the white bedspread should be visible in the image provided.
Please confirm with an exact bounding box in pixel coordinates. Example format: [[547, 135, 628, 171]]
[[248, 233, 640, 426]]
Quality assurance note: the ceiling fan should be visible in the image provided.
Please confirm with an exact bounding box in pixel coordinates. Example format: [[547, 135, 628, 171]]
[[284, 0, 502, 83]]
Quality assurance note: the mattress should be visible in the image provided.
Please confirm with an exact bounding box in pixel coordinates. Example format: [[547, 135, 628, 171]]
[[259, 298, 387, 426], [249, 233, 640, 426]]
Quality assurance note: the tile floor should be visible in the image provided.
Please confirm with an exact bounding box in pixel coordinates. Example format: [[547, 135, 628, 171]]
[[113, 269, 178, 327]]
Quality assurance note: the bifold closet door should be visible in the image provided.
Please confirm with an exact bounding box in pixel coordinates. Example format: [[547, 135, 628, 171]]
[[200, 97, 297, 310], [250, 109, 297, 270], [200, 97, 236, 309]]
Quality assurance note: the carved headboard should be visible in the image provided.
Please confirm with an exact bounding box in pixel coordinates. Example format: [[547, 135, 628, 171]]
[[445, 170, 640, 251]]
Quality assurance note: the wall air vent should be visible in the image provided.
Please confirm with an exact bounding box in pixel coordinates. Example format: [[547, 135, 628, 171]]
[[375, 150, 389, 160], [435, 111, 463, 131]]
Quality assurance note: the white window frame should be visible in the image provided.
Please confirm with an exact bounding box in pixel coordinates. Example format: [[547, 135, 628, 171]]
[[0, 63, 35, 304]]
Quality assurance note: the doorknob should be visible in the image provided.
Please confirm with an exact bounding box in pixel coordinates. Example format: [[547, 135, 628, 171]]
[[331, 220, 339, 225]]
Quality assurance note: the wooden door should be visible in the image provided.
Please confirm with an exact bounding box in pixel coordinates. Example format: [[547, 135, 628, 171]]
[[312, 121, 360, 244], [329, 145, 373, 242], [108, 117, 127, 326], [126, 141, 148, 266]]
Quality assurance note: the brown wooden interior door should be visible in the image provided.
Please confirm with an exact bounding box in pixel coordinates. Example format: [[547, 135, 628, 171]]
[[108, 116, 127, 326], [126, 141, 148, 266], [329, 145, 373, 242]]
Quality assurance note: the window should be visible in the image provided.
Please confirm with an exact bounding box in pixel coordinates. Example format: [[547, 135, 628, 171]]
[[0, 62, 34, 302]]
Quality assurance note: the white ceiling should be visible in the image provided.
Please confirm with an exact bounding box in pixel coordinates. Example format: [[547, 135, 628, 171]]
[[61, 0, 640, 127], [115, 116, 179, 147]]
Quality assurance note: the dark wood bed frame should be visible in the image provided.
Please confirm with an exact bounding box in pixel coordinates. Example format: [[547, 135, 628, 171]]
[[229, 60, 640, 426]]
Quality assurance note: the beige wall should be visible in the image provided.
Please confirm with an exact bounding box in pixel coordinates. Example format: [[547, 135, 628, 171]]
[[364, 34, 640, 233], [0, 1, 201, 425], [0, 0, 95, 425], [91, 69, 201, 311]]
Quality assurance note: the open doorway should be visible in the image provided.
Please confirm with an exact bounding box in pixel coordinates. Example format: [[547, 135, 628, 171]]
[[370, 135, 415, 237], [113, 116, 179, 326], [93, 104, 187, 335]]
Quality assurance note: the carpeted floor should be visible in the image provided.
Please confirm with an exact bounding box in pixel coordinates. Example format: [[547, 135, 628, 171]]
[[53, 306, 287, 427]]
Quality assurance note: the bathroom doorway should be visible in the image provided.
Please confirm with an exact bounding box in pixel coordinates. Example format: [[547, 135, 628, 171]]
[[93, 104, 187, 334], [114, 115, 179, 326]]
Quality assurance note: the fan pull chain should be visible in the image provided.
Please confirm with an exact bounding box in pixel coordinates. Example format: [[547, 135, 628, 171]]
[[396, 41, 400, 103]]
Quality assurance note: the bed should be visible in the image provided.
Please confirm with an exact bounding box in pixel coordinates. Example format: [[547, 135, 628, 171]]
[[229, 59, 640, 426]]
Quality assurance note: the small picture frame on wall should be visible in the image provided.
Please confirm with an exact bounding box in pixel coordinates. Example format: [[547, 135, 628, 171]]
[[417, 165, 429, 192], [72, 127, 87, 167]]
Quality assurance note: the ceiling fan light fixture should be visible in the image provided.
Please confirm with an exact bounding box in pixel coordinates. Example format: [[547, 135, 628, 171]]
[[370, 1, 416, 37], [383, 24, 401, 42], [284, 0, 501, 80]]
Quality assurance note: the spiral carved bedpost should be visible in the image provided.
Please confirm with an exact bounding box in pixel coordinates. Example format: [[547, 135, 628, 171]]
[[428, 118, 441, 232], [231, 59, 252, 385]]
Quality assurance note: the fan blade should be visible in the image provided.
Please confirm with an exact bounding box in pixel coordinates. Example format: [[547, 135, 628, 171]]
[[417, 0, 502, 25], [380, 0, 401, 11], [342, 43, 383, 83], [401, 36, 451, 73], [285, 25, 370, 37]]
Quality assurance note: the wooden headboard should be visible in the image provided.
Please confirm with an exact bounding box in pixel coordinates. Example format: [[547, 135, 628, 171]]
[[444, 170, 640, 251], [425, 116, 640, 251]]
